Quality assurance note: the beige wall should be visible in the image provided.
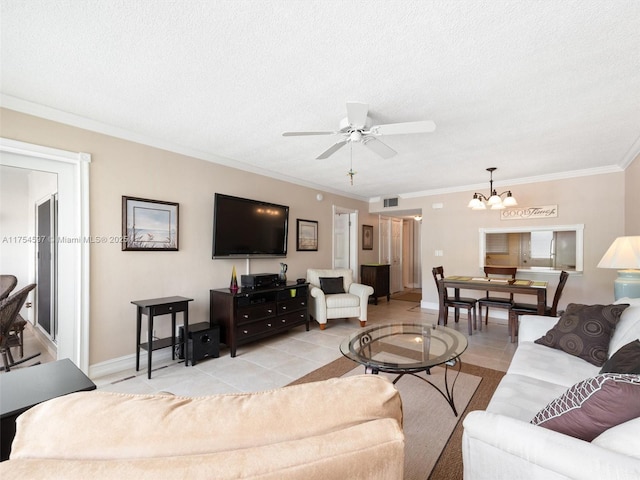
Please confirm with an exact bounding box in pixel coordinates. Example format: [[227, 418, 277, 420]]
[[0, 108, 378, 366], [371, 172, 628, 309], [625, 154, 640, 235], [2, 107, 636, 367]]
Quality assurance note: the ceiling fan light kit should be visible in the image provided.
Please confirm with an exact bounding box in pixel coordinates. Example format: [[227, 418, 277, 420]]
[[282, 102, 436, 183], [468, 167, 518, 210]]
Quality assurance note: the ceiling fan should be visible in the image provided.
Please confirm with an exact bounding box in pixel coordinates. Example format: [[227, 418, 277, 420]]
[[282, 102, 436, 160]]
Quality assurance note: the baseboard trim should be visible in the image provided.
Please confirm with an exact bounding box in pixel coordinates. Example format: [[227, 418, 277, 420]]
[[89, 349, 174, 379]]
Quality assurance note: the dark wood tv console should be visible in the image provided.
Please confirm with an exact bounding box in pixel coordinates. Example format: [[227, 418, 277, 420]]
[[210, 283, 309, 357]]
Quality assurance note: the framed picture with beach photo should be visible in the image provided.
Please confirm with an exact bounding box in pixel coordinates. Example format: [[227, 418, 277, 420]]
[[122, 196, 179, 251]]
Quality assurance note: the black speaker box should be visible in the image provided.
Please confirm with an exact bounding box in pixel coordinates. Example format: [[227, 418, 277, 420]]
[[179, 322, 220, 366]]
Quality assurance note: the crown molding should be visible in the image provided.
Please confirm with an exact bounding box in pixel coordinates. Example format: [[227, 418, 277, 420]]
[[620, 132, 640, 169], [3, 94, 630, 205], [393, 164, 625, 201], [0, 95, 368, 202]]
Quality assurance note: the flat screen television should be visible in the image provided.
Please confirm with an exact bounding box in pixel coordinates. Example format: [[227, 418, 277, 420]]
[[212, 193, 289, 258]]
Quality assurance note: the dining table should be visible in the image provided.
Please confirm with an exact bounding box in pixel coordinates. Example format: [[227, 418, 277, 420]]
[[437, 276, 548, 341]]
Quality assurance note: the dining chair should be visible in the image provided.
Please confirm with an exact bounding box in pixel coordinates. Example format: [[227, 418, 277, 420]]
[[508, 270, 570, 341], [0, 275, 28, 357], [432, 266, 478, 335], [477, 266, 517, 325], [0, 275, 18, 301], [0, 283, 40, 371]]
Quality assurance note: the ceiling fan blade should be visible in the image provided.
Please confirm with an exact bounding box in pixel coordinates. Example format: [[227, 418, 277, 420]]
[[282, 131, 336, 136], [346, 102, 369, 128], [316, 140, 348, 159], [369, 120, 436, 136], [362, 137, 397, 159]]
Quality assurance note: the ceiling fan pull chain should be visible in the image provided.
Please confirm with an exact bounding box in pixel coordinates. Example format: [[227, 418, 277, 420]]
[[348, 141, 356, 185]]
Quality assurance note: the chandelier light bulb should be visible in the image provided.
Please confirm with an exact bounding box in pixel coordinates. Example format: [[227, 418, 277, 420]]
[[503, 192, 518, 207]]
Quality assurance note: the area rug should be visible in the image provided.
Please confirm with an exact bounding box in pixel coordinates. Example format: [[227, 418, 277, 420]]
[[289, 357, 504, 480], [392, 292, 423, 303]]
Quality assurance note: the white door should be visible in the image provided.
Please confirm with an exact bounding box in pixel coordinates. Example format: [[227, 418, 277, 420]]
[[333, 211, 350, 269], [379, 216, 390, 264], [333, 207, 358, 279], [390, 218, 403, 292], [379, 216, 404, 294]]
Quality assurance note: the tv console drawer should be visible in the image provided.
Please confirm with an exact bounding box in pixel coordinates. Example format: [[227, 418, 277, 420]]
[[277, 297, 307, 315], [237, 319, 279, 338], [276, 311, 308, 327], [237, 303, 276, 324]]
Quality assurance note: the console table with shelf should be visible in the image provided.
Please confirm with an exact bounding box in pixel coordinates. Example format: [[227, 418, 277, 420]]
[[132, 296, 194, 379], [210, 283, 309, 357]]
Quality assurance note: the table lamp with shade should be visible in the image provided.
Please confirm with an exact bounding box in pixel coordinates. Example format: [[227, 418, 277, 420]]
[[597, 236, 640, 300]]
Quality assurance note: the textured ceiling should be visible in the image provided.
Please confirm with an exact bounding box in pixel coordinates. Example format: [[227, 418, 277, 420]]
[[2, 0, 640, 201]]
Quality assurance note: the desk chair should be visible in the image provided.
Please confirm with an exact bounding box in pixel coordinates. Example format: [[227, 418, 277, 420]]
[[508, 271, 570, 341], [477, 266, 517, 325], [432, 266, 478, 335]]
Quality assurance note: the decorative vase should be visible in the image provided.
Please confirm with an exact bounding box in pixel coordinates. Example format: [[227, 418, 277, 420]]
[[279, 262, 288, 284], [230, 265, 238, 292]]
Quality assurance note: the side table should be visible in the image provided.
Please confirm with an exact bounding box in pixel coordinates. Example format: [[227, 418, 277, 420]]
[[0, 358, 96, 461], [360, 264, 390, 304], [132, 296, 194, 379]]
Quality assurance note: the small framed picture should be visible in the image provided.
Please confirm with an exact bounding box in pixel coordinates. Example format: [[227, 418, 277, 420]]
[[122, 196, 179, 251], [362, 225, 373, 250], [296, 219, 318, 251]]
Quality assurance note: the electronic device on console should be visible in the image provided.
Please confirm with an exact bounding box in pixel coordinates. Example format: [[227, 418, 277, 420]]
[[241, 273, 279, 289]]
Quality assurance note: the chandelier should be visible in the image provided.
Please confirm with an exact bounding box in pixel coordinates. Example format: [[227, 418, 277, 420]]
[[467, 167, 518, 210]]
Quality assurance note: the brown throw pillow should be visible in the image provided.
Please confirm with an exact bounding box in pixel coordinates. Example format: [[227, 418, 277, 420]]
[[599, 340, 640, 374], [534, 303, 629, 366], [531, 373, 640, 441], [319, 277, 345, 294]]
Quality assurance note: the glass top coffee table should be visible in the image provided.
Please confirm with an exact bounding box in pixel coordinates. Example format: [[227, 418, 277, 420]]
[[340, 323, 468, 416]]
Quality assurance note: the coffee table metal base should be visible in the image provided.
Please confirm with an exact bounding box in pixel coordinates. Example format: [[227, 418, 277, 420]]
[[364, 358, 463, 416]]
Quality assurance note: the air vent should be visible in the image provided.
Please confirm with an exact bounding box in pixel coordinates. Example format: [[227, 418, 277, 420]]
[[383, 197, 399, 208]]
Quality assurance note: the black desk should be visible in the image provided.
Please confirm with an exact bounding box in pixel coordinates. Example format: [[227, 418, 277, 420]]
[[132, 296, 194, 379], [0, 358, 96, 461]]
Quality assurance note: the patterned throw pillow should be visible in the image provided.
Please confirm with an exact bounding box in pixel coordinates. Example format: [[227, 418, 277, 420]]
[[531, 373, 640, 441], [599, 340, 640, 374], [534, 303, 629, 366], [319, 277, 345, 294]]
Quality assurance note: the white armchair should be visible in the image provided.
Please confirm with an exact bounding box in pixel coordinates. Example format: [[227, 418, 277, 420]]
[[306, 268, 374, 330]]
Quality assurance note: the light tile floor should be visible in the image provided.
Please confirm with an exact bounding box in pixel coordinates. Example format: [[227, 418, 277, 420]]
[[15, 298, 517, 396]]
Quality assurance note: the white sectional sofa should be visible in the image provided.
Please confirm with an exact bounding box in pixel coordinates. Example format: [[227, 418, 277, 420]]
[[462, 298, 640, 480]]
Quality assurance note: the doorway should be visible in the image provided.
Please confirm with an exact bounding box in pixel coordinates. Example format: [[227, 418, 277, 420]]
[[332, 206, 358, 280], [379, 214, 422, 295], [0, 138, 91, 373]]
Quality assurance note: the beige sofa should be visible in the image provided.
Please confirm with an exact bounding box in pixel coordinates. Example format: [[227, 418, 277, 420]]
[[307, 268, 374, 329], [1, 375, 404, 479]]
